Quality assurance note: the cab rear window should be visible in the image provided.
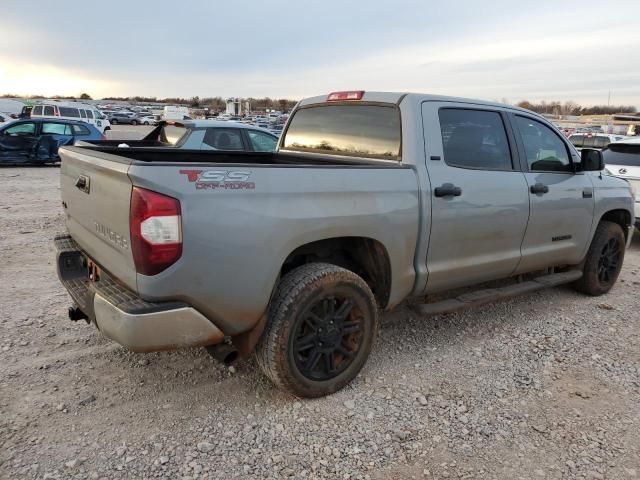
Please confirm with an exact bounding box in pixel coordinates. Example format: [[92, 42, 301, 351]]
[[283, 105, 401, 160]]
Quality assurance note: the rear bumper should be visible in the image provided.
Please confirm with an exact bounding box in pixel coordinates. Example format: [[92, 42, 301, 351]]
[[55, 234, 225, 352]]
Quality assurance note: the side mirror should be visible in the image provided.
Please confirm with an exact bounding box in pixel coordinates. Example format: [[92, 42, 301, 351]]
[[580, 148, 604, 171]]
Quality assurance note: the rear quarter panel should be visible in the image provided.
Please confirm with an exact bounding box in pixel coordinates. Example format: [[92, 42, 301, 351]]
[[127, 164, 420, 335]]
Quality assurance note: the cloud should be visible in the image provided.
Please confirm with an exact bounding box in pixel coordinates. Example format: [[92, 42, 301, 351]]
[[0, 0, 638, 106]]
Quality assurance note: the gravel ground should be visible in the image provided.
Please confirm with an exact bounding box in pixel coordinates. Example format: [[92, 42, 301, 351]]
[[1, 166, 639, 480]]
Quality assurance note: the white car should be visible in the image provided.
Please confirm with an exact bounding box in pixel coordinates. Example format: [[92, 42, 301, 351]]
[[139, 115, 158, 126], [603, 138, 640, 228]]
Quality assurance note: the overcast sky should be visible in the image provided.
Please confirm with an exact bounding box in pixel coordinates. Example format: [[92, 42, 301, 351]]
[[1, 0, 639, 106]]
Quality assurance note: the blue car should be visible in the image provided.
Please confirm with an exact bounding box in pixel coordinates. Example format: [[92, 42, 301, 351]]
[[0, 118, 104, 165]]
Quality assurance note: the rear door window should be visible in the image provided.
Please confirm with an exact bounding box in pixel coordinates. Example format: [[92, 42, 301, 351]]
[[79, 109, 87, 119], [438, 108, 513, 170], [85, 110, 94, 119], [42, 123, 72, 135], [32, 106, 43, 116], [43, 106, 55, 116], [283, 104, 401, 160], [202, 128, 244, 150]]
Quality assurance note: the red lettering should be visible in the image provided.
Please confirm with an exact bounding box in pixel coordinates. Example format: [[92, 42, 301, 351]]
[[179, 169, 203, 182]]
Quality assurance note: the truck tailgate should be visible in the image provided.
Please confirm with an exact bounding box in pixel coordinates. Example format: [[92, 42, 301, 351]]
[[59, 147, 137, 291]]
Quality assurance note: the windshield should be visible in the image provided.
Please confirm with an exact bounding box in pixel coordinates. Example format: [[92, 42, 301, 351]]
[[602, 145, 640, 167], [283, 104, 401, 160]]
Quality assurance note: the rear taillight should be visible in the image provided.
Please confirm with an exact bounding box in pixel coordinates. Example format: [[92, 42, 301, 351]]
[[130, 187, 182, 276], [54, 106, 60, 116]]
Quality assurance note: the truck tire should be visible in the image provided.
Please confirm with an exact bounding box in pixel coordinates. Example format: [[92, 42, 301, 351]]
[[255, 263, 378, 398], [574, 221, 625, 296]]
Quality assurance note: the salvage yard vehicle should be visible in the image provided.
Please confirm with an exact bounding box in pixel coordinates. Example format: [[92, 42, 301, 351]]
[[0, 118, 103, 165], [31, 101, 111, 134], [569, 133, 627, 151], [55, 91, 635, 397], [78, 120, 279, 152], [603, 138, 640, 228], [107, 111, 139, 125], [138, 115, 158, 126]]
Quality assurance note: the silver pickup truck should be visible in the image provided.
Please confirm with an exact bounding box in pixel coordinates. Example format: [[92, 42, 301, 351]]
[[55, 91, 635, 397]]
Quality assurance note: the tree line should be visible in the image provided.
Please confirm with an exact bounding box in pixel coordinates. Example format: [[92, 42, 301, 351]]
[[516, 100, 637, 116], [1, 93, 93, 100]]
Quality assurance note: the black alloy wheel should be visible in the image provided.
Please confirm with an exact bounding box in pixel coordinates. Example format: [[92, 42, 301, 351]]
[[292, 296, 363, 381]]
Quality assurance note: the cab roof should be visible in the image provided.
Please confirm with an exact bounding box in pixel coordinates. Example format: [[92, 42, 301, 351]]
[[297, 91, 539, 116]]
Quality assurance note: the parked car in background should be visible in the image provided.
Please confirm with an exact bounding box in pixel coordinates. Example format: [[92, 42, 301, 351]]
[[0, 118, 103, 165], [603, 138, 640, 228], [79, 120, 279, 152], [108, 112, 139, 125], [569, 133, 627, 151], [163, 106, 190, 121], [31, 102, 111, 134], [138, 115, 158, 126], [269, 124, 284, 136], [0, 99, 29, 118]]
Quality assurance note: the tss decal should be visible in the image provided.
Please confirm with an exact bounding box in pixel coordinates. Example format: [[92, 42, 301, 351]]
[[179, 169, 255, 190]]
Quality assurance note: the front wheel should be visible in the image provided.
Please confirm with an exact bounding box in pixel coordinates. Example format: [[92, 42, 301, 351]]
[[111, 119, 118, 125], [131, 120, 137, 125], [574, 221, 626, 295], [255, 263, 378, 398]]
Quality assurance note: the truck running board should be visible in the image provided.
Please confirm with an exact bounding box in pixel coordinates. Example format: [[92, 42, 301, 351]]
[[414, 270, 583, 316]]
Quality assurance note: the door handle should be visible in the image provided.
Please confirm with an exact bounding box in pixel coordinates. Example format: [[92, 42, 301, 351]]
[[530, 183, 549, 195], [582, 188, 593, 199], [434, 183, 462, 198]]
